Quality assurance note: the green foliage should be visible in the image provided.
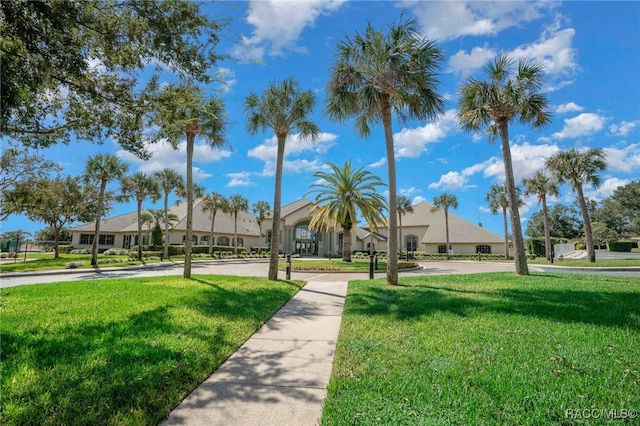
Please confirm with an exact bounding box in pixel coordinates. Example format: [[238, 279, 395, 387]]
[[1, 275, 303, 425], [151, 224, 163, 246], [527, 237, 569, 257], [322, 273, 640, 425], [606, 241, 633, 252], [64, 261, 85, 269], [103, 248, 130, 256]]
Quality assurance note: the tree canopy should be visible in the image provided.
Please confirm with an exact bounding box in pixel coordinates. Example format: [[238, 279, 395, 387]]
[[1, 0, 229, 157]]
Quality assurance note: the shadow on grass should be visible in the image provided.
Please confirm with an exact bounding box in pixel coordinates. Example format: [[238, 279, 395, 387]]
[[346, 273, 640, 330], [1, 278, 303, 425]]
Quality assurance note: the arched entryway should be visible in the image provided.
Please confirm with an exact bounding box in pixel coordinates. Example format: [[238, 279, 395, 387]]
[[294, 221, 319, 256]]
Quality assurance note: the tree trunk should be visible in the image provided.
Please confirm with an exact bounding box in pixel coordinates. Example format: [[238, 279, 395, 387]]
[[91, 179, 107, 266], [233, 211, 238, 255], [541, 195, 552, 261], [445, 209, 451, 260], [342, 227, 352, 262], [208, 210, 215, 256], [163, 191, 170, 259], [501, 206, 509, 262], [183, 131, 195, 278], [268, 133, 287, 280], [137, 198, 143, 261], [576, 184, 596, 262], [53, 223, 60, 259], [498, 122, 529, 275], [381, 98, 398, 285]]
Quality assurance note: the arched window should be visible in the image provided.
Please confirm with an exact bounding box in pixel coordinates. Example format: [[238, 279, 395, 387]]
[[476, 245, 491, 254], [217, 236, 230, 246]]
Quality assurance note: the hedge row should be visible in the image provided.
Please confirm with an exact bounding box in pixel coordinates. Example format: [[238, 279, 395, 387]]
[[526, 237, 570, 257], [606, 241, 633, 252]]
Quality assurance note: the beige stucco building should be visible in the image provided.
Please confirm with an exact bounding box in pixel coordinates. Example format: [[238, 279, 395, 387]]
[[70, 198, 505, 256]]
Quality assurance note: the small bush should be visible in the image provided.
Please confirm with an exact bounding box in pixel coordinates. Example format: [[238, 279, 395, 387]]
[[575, 242, 586, 250], [103, 248, 129, 256], [65, 261, 85, 269], [70, 248, 91, 255], [97, 258, 126, 265]]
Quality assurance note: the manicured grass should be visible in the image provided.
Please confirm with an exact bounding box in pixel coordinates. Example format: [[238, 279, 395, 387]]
[[322, 273, 640, 425], [280, 259, 419, 271], [0, 253, 156, 273], [529, 258, 640, 267], [0, 275, 303, 425]]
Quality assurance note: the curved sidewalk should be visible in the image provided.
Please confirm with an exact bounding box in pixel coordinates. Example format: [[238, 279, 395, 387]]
[[160, 278, 347, 426]]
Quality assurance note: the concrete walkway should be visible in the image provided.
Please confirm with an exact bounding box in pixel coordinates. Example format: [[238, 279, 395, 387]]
[[160, 279, 347, 426]]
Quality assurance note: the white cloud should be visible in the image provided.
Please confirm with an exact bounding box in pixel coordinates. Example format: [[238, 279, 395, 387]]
[[552, 113, 606, 139], [227, 172, 255, 187], [555, 102, 583, 114], [369, 157, 387, 168], [429, 142, 560, 191], [399, 187, 422, 197], [394, 109, 458, 158], [215, 67, 237, 93], [609, 120, 638, 137], [449, 45, 496, 76], [603, 143, 640, 173], [412, 195, 427, 205], [117, 139, 232, 182], [247, 132, 338, 176], [584, 177, 631, 201], [510, 27, 577, 75], [408, 1, 555, 41], [237, 0, 346, 58], [428, 171, 474, 191]]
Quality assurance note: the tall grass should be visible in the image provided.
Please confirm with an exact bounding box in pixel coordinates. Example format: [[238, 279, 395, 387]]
[[322, 273, 640, 425], [1, 275, 303, 425]]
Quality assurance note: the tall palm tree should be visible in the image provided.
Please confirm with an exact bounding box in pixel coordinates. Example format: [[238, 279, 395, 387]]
[[486, 184, 525, 261], [431, 193, 458, 260], [307, 160, 387, 263], [154, 168, 184, 259], [120, 172, 161, 261], [252, 200, 271, 254], [523, 170, 559, 261], [458, 54, 552, 275], [396, 195, 414, 254], [201, 192, 228, 256], [151, 83, 228, 278], [245, 78, 320, 280], [546, 148, 606, 263], [228, 194, 249, 255], [325, 15, 444, 285], [83, 153, 128, 266]]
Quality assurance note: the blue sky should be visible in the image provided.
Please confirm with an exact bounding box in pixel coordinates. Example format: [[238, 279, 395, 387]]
[[5, 0, 640, 238]]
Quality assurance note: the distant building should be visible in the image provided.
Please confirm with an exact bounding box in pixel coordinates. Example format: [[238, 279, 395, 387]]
[[70, 198, 505, 255]]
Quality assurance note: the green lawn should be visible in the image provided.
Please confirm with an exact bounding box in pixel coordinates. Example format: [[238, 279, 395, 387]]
[[0, 253, 158, 273], [0, 275, 303, 425], [321, 273, 640, 425], [529, 258, 640, 267]]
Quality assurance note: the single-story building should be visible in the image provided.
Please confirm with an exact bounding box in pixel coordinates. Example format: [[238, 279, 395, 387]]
[[70, 198, 506, 255]]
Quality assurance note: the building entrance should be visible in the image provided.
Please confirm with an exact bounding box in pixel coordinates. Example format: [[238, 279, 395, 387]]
[[294, 222, 319, 256]]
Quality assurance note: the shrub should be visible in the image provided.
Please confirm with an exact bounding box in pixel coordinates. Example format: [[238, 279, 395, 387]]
[[575, 242, 586, 250], [103, 248, 129, 256], [65, 261, 85, 269], [70, 248, 91, 254], [97, 258, 126, 264], [128, 251, 162, 259], [606, 241, 633, 252]]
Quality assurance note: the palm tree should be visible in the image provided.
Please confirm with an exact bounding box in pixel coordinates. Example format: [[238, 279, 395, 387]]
[[396, 195, 414, 254], [546, 148, 606, 263], [486, 184, 524, 261], [227, 194, 249, 255], [201, 192, 228, 256], [457, 54, 552, 275], [523, 170, 559, 261], [141, 209, 178, 247], [306, 160, 387, 263], [151, 83, 228, 278], [120, 172, 161, 261], [154, 168, 184, 259], [431, 193, 458, 260], [83, 153, 128, 266], [325, 15, 444, 285], [252, 200, 271, 254], [245, 78, 320, 280]]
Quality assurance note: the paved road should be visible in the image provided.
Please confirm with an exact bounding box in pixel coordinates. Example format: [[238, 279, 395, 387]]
[[0, 259, 518, 288]]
